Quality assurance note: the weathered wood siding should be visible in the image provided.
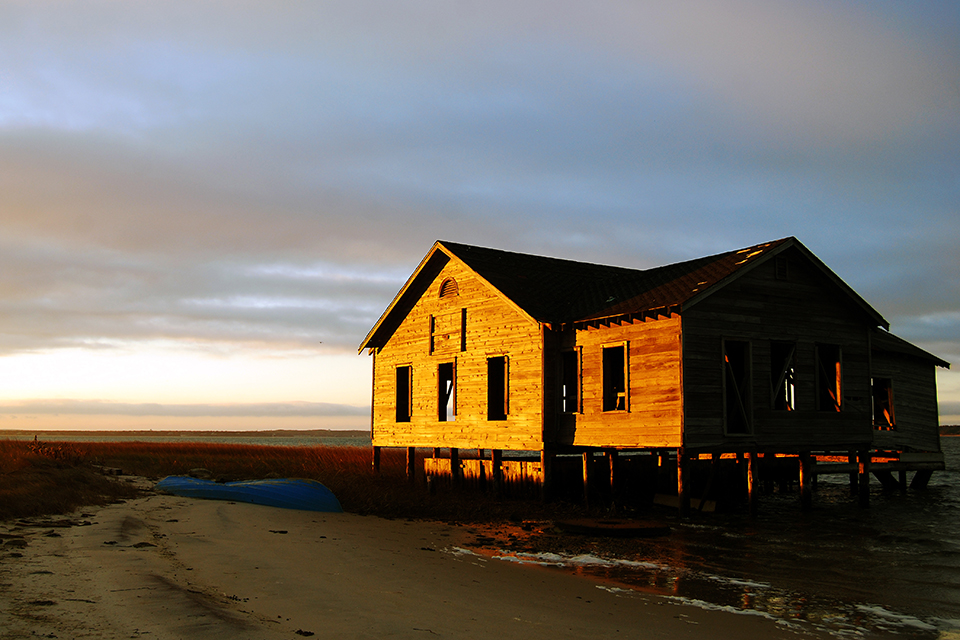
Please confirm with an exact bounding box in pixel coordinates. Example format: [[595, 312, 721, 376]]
[[371, 260, 544, 450], [556, 314, 683, 448], [682, 248, 873, 451], [871, 350, 942, 453]]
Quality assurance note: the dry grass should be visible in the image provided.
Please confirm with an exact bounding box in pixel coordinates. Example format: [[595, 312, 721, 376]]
[[1, 439, 592, 523], [0, 440, 140, 521]]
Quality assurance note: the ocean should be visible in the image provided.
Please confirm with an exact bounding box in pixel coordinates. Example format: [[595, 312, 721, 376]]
[[488, 437, 960, 638]]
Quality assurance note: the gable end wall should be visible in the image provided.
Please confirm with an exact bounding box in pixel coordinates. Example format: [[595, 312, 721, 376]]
[[682, 249, 874, 451], [371, 260, 544, 450]]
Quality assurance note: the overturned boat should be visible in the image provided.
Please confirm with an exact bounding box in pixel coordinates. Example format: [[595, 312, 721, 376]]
[[155, 476, 343, 513]]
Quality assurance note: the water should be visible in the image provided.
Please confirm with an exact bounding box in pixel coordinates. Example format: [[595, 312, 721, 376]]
[[486, 437, 960, 637]]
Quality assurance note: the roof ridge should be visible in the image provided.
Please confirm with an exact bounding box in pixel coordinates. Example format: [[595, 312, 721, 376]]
[[437, 240, 647, 276]]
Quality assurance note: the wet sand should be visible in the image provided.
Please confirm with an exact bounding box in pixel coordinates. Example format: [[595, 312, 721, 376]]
[[1, 484, 830, 640]]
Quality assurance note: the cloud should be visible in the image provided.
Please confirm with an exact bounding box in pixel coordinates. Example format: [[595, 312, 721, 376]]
[[0, 0, 956, 412], [0, 237, 405, 354]]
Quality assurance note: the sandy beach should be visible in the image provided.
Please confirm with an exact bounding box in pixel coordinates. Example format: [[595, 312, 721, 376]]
[[1, 482, 830, 640]]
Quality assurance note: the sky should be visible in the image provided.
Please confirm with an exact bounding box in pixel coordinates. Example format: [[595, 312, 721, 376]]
[[0, 0, 958, 431]]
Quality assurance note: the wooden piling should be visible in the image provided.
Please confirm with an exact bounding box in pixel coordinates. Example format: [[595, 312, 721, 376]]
[[476, 449, 486, 490], [873, 470, 900, 492], [491, 449, 503, 498], [372, 446, 381, 474], [747, 451, 758, 516], [911, 469, 933, 490], [582, 451, 591, 507], [450, 448, 460, 486], [607, 450, 618, 507], [677, 448, 690, 517], [698, 453, 719, 512], [858, 450, 870, 508], [540, 449, 553, 501], [848, 450, 857, 496], [799, 451, 812, 510], [406, 446, 416, 484]]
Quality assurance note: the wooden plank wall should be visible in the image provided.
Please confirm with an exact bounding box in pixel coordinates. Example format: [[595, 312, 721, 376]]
[[871, 351, 942, 453], [682, 247, 874, 451], [371, 260, 544, 450], [557, 314, 683, 448]]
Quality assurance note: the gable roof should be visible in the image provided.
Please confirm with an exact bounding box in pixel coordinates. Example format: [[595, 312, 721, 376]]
[[359, 237, 889, 351], [578, 237, 888, 328], [872, 329, 950, 369]]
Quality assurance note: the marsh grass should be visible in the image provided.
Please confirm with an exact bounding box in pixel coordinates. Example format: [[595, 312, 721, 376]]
[[1, 439, 591, 523], [0, 440, 140, 520]]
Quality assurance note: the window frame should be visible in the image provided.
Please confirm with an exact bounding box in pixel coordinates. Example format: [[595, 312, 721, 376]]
[[438, 361, 457, 422], [601, 342, 629, 413], [770, 341, 797, 411], [560, 348, 581, 414], [395, 365, 412, 423], [872, 377, 896, 430], [723, 339, 753, 435], [486, 355, 509, 421], [815, 343, 843, 412]]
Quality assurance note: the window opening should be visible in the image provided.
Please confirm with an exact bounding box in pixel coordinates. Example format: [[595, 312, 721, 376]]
[[770, 341, 796, 411], [395, 366, 412, 422], [872, 377, 895, 430], [487, 356, 508, 421], [724, 340, 752, 434], [560, 350, 580, 413], [438, 362, 456, 421], [602, 344, 627, 412], [816, 344, 842, 412]]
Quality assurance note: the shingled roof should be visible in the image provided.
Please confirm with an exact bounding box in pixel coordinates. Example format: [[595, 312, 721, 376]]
[[359, 236, 889, 351]]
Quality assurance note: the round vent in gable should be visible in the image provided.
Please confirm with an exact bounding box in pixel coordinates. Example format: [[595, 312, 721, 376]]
[[439, 278, 459, 298]]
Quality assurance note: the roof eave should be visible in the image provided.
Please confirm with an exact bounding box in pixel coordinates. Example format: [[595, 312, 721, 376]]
[[357, 242, 450, 353], [873, 329, 951, 369]]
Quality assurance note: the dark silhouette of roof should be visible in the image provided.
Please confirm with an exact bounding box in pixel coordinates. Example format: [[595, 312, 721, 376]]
[[359, 236, 889, 351], [440, 237, 794, 324], [872, 328, 950, 368]]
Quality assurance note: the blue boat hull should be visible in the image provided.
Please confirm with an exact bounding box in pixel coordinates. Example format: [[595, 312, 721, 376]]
[[155, 476, 343, 513]]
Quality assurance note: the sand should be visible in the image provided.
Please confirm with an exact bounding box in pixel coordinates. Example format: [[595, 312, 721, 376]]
[[1, 483, 829, 640]]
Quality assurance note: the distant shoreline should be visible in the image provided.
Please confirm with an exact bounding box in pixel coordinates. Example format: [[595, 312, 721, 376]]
[[0, 428, 370, 439]]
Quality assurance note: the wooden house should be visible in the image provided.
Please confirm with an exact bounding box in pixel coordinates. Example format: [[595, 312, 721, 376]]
[[358, 237, 949, 510]]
